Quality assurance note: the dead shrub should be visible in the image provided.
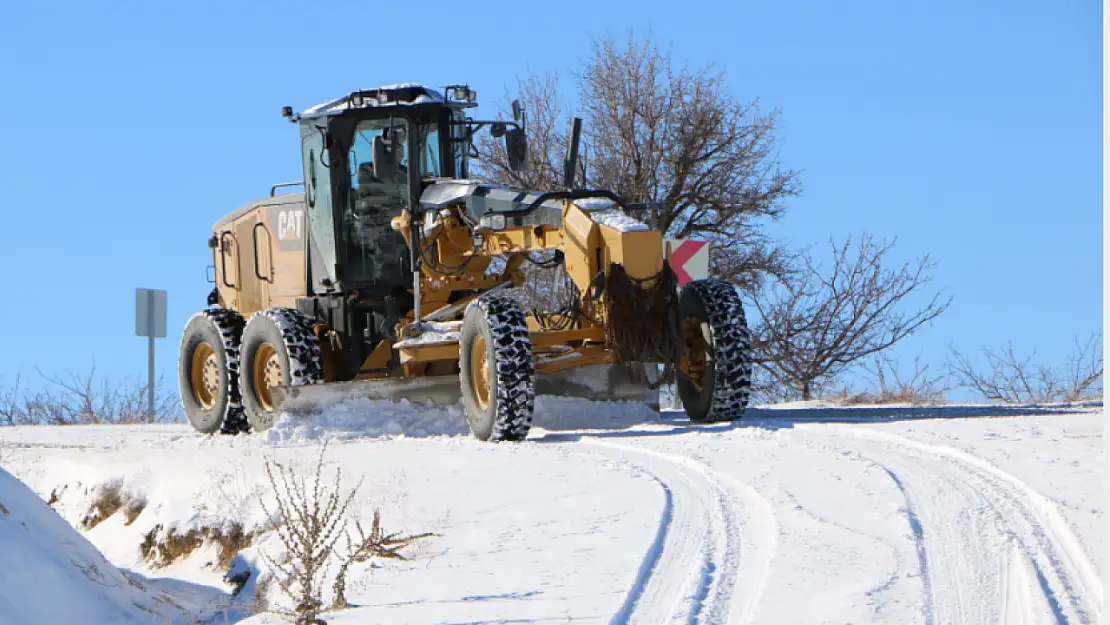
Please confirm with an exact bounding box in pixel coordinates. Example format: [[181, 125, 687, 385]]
[[948, 334, 1103, 404], [0, 366, 180, 426], [331, 510, 437, 608], [257, 442, 360, 625], [832, 356, 953, 406]]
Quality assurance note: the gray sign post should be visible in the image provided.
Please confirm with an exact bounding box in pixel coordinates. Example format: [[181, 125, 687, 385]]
[[135, 288, 167, 421]]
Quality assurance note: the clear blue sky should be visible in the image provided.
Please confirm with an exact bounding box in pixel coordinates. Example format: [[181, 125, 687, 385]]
[[0, 0, 1100, 398]]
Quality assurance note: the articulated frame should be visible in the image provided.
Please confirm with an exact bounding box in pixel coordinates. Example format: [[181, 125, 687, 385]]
[[317, 196, 673, 381]]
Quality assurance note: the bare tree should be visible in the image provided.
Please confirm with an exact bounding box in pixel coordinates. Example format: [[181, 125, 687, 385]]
[[948, 334, 1103, 403], [477, 32, 800, 291], [750, 234, 951, 400], [0, 368, 180, 426]]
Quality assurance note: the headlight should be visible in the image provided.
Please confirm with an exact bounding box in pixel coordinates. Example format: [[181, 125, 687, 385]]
[[481, 214, 506, 230]]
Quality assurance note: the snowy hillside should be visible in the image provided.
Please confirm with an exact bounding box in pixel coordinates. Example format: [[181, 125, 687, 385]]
[[0, 398, 1102, 624], [0, 464, 230, 625]]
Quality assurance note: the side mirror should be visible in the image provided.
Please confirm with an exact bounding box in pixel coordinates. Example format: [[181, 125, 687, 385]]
[[511, 99, 523, 122], [505, 128, 528, 172]]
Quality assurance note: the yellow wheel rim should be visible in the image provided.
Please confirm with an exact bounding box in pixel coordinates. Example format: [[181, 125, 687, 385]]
[[679, 317, 710, 392], [470, 335, 490, 410], [252, 342, 283, 411], [190, 343, 220, 409]]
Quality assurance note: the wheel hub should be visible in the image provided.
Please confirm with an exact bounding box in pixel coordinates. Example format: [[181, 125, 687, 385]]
[[470, 335, 490, 410], [190, 343, 220, 409], [253, 342, 282, 411], [679, 317, 710, 391]]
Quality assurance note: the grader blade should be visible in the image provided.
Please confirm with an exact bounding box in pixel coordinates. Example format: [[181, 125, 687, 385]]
[[270, 375, 463, 416], [268, 363, 662, 417]]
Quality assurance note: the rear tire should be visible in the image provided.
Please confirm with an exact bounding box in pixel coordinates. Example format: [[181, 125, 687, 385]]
[[240, 308, 324, 432], [459, 295, 535, 441], [178, 309, 246, 434], [675, 279, 753, 422]]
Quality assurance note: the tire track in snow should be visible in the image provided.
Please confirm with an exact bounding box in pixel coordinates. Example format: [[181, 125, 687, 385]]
[[879, 465, 936, 625], [814, 425, 1103, 624], [606, 469, 676, 625], [577, 439, 776, 625]]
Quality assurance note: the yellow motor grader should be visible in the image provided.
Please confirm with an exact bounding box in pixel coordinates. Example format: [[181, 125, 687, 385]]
[[178, 83, 752, 440]]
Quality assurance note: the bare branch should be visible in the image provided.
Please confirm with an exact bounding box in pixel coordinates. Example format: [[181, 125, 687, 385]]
[[750, 233, 951, 400], [948, 334, 1103, 404], [0, 367, 180, 426]]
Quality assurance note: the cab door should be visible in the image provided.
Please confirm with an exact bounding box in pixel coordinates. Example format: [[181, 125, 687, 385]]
[[301, 127, 339, 294]]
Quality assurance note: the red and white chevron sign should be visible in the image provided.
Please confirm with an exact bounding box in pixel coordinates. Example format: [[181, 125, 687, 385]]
[[664, 239, 710, 287]]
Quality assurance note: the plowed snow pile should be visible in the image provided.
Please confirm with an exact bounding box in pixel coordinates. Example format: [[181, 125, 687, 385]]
[[0, 466, 176, 625]]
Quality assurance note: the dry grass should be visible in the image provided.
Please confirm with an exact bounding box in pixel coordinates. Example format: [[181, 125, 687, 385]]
[[78, 483, 147, 529], [80, 484, 124, 529], [141, 522, 257, 571], [123, 501, 146, 525], [824, 356, 953, 406]]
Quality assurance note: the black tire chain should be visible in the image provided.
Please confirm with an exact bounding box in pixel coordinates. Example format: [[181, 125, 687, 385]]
[[247, 308, 325, 391], [196, 309, 248, 435], [686, 279, 754, 419], [472, 294, 536, 441]]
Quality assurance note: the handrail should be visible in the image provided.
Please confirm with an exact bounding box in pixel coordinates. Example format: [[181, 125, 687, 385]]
[[219, 232, 237, 289], [252, 223, 274, 283], [510, 189, 630, 217], [270, 181, 304, 196]]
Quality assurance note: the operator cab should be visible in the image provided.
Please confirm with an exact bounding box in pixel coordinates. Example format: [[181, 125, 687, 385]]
[[284, 84, 526, 299]]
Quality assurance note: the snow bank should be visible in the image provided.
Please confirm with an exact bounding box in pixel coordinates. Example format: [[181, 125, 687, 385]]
[[0, 466, 173, 624], [0, 402, 1100, 624]]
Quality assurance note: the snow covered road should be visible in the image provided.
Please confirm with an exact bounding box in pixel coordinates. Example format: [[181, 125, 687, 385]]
[[0, 400, 1102, 624]]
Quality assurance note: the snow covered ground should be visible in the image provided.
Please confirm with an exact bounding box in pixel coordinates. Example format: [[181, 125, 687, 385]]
[[0, 398, 1102, 624]]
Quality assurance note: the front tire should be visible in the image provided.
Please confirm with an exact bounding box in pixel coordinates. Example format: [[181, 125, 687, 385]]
[[675, 279, 753, 422], [459, 295, 536, 441], [240, 308, 324, 432], [178, 309, 246, 434]]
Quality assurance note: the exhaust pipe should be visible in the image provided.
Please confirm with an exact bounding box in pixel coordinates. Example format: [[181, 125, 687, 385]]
[[563, 117, 583, 190]]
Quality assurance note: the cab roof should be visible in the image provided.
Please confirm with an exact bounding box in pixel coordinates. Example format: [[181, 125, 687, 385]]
[[297, 83, 476, 120]]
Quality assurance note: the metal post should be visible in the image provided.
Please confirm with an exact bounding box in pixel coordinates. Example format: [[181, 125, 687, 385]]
[[147, 296, 155, 421]]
